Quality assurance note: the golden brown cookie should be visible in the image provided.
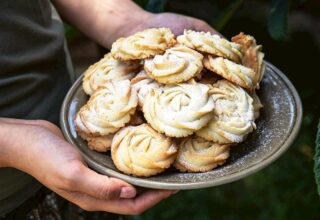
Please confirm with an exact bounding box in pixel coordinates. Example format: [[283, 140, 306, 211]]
[[82, 53, 140, 95], [144, 45, 203, 84], [75, 80, 138, 136], [143, 80, 215, 137], [174, 136, 230, 172], [232, 32, 265, 89], [111, 28, 176, 61], [250, 91, 263, 119], [204, 55, 256, 90], [196, 80, 255, 144], [78, 131, 113, 152], [131, 70, 160, 109], [111, 124, 177, 177], [177, 30, 242, 63]]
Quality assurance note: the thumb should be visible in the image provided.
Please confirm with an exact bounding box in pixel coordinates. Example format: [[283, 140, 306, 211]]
[[75, 164, 137, 200]]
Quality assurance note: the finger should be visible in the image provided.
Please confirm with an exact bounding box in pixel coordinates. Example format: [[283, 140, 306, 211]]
[[73, 165, 137, 200], [58, 188, 174, 214], [123, 189, 175, 214], [196, 23, 224, 38], [96, 189, 174, 214]]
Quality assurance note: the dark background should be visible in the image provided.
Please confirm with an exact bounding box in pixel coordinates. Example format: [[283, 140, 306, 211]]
[[66, 0, 320, 219]]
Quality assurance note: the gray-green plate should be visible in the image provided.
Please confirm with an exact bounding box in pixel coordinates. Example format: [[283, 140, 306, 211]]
[[60, 61, 302, 190]]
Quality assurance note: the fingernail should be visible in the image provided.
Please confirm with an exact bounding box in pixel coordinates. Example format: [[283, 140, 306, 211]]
[[120, 187, 136, 198]]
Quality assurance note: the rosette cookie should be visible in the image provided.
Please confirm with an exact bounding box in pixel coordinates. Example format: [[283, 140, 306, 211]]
[[232, 32, 265, 89], [174, 137, 230, 172], [196, 80, 255, 144], [144, 45, 203, 84], [251, 91, 263, 119], [204, 55, 256, 91], [82, 53, 140, 96], [177, 30, 242, 63], [131, 70, 160, 108], [75, 80, 138, 136], [111, 28, 176, 61], [78, 132, 114, 152], [111, 124, 177, 177], [143, 81, 215, 137]]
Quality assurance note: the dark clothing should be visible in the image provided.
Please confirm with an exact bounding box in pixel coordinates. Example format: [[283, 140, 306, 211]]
[[0, 0, 71, 215]]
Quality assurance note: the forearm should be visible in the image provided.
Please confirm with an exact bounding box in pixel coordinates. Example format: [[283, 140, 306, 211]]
[[0, 118, 63, 170], [0, 119, 32, 168], [52, 0, 151, 49]]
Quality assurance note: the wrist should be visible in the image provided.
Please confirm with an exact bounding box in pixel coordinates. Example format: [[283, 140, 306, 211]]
[[0, 120, 23, 168], [0, 119, 50, 169]]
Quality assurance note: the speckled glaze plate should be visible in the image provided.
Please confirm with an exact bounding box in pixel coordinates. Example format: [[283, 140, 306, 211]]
[[60, 61, 302, 190]]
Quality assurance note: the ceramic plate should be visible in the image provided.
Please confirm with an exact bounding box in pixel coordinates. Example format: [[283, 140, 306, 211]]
[[60, 61, 302, 190]]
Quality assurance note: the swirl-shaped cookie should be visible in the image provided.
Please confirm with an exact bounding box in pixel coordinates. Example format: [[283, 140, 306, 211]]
[[232, 32, 265, 89], [111, 28, 176, 61], [177, 30, 242, 63], [111, 124, 177, 177], [174, 137, 230, 172], [78, 132, 114, 152], [251, 91, 263, 119], [75, 80, 138, 136], [131, 70, 160, 108], [196, 80, 255, 144], [204, 55, 256, 90], [143, 80, 215, 137], [144, 45, 203, 84], [82, 53, 140, 95]]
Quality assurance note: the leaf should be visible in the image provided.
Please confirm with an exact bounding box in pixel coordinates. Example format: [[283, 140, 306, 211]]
[[214, 0, 244, 31], [314, 119, 320, 195], [267, 0, 290, 40], [146, 0, 168, 12]]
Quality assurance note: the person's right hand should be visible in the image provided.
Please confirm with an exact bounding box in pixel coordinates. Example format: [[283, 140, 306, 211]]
[[0, 118, 175, 215]]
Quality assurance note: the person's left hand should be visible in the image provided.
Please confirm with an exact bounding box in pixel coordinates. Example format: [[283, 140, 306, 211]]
[[119, 12, 220, 39]]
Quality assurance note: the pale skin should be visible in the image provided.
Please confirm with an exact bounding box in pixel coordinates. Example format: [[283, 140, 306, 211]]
[[0, 0, 219, 215]]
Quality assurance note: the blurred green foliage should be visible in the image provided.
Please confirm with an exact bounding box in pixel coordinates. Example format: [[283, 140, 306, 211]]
[[268, 0, 290, 40], [134, 0, 312, 40]]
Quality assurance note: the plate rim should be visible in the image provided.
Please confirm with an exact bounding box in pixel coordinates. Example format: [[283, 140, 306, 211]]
[[60, 61, 303, 190]]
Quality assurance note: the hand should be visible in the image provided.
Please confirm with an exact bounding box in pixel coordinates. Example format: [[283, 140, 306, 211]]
[[52, 0, 220, 48], [0, 118, 175, 215], [119, 12, 221, 40]]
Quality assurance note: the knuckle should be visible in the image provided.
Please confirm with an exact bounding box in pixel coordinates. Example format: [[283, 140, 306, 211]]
[[99, 179, 120, 199], [99, 184, 112, 199]]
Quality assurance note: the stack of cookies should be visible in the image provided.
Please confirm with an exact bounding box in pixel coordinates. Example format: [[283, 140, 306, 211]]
[[75, 28, 264, 177]]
